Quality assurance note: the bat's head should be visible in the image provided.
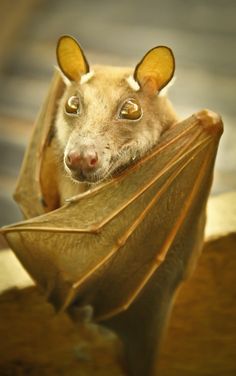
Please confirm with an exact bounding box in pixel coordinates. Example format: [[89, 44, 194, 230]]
[[55, 35, 176, 184]]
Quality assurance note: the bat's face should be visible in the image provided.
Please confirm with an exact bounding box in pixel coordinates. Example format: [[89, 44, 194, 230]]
[[55, 36, 176, 184], [56, 67, 176, 183]]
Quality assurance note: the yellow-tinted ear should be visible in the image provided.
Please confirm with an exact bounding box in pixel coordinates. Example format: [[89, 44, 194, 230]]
[[56, 35, 90, 81], [134, 46, 175, 95]]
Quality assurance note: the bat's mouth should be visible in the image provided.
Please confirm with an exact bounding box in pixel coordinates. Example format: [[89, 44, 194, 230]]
[[69, 167, 110, 184]]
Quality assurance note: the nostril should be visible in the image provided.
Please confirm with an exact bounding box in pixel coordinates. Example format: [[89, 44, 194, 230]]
[[89, 154, 98, 167], [65, 151, 81, 169]]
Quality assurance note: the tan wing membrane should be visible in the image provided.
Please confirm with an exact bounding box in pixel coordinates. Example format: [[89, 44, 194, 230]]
[[1, 68, 223, 321], [56, 35, 90, 81], [12, 71, 65, 218], [134, 46, 175, 94]]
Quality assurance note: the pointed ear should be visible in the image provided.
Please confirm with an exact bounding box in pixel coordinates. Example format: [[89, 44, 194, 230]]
[[56, 35, 90, 82], [134, 46, 175, 95]]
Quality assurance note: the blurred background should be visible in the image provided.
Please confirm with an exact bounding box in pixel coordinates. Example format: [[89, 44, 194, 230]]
[[0, 0, 235, 227]]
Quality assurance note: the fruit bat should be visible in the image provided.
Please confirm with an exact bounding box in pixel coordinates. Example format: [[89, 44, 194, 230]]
[[1, 37, 223, 375]]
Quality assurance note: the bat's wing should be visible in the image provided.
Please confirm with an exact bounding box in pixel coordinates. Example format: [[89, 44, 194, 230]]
[[2, 102, 223, 321], [14, 71, 65, 218]]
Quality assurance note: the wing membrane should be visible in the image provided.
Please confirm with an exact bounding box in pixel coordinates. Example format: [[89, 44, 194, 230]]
[[2, 69, 223, 321]]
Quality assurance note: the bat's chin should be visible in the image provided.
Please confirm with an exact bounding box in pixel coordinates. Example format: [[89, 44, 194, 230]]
[[68, 168, 109, 184]]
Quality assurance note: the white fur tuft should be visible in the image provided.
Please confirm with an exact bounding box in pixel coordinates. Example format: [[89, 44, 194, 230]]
[[55, 66, 94, 86], [80, 71, 95, 84], [127, 75, 140, 91]]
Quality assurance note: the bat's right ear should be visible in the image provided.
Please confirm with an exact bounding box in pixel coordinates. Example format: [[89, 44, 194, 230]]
[[56, 35, 90, 82], [133, 46, 175, 96]]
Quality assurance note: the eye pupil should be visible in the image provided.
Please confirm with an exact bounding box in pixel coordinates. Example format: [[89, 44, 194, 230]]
[[119, 99, 142, 120], [65, 96, 80, 114]]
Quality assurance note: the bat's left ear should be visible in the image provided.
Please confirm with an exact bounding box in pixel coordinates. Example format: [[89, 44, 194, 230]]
[[133, 46, 175, 96], [56, 35, 90, 82]]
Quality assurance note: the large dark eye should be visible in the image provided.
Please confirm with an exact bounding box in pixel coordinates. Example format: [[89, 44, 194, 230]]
[[65, 96, 80, 115], [119, 98, 142, 120]]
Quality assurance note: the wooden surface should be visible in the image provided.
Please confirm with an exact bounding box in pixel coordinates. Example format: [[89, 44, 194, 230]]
[[0, 233, 235, 375], [0, 0, 236, 227]]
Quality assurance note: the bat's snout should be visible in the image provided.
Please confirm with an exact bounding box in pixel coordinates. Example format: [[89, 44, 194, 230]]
[[65, 148, 99, 172], [64, 140, 111, 183]]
